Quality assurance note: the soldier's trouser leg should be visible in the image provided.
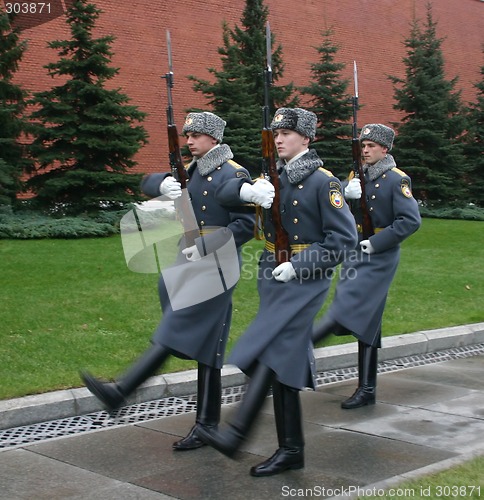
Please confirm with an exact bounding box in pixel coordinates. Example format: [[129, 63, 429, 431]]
[[81, 343, 170, 411], [341, 340, 378, 409], [172, 363, 221, 451], [250, 381, 304, 477], [197, 362, 275, 458]]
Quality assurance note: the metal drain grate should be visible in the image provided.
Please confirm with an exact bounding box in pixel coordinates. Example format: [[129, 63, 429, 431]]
[[1, 343, 483, 450], [314, 342, 484, 386]]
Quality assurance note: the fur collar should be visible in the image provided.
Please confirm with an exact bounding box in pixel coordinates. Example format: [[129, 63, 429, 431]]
[[364, 154, 396, 181], [191, 144, 234, 176], [278, 149, 323, 184]]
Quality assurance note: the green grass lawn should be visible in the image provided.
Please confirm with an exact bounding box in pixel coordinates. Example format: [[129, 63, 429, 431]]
[[1, 217, 483, 400]]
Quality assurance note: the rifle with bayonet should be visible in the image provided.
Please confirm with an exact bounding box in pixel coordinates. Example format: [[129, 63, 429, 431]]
[[351, 61, 374, 239], [162, 30, 188, 189], [161, 30, 198, 246], [261, 22, 290, 265]]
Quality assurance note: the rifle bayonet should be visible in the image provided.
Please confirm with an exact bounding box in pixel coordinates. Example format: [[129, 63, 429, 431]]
[[163, 30, 175, 126], [353, 60, 358, 99], [351, 61, 359, 143], [265, 22, 272, 83], [166, 30, 173, 76], [263, 22, 272, 131]]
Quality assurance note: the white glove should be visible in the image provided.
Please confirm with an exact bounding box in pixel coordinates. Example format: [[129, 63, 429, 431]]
[[344, 178, 362, 200], [360, 239, 375, 255], [240, 179, 275, 209], [272, 262, 297, 282], [159, 176, 182, 200], [182, 245, 201, 261]]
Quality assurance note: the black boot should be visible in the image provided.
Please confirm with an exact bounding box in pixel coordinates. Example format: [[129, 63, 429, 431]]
[[312, 316, 350, 344], [250, 381, 304, 477], [341, 341, 378, 409], [80, 343, 170, 411], [173, 363, 221, 451], [197, 362, 274, 458]]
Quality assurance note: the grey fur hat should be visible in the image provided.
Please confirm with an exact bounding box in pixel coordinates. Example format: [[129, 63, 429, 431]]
[[182, 112, 226, 143], [359, 123, 395, 151], [271, 107, 317, 140]]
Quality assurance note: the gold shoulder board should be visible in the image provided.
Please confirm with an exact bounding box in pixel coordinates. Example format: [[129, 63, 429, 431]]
[[318, 166, 333, 177], [228, 159, 245, 169], [392, 167, 408, 177]]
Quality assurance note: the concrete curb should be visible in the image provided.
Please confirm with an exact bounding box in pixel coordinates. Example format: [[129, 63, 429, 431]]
[[1, 322, 483, 431], [313, 322, 484, 372]]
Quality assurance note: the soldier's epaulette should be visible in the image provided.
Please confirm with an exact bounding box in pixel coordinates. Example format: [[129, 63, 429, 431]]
[[318, 166, 334, 177], [228, 159, 245, 169], [228, 159, 249, 178], [392, 167, 408, 177]]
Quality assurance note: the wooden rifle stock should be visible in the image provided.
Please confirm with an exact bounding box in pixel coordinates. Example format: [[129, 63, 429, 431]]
[[167, 124, 188, 189], [262, 128, 290, 265], [352, 138, 374, 239]]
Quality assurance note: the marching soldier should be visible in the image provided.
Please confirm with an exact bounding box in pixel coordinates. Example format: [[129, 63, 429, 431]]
[[312, 123, 421, 409], [197, 108, 358, 476], [81, 112, 272, 451]]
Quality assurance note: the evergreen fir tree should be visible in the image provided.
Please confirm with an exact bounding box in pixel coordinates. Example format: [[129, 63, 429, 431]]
[[26, 0, 148, 215], [389, 3, 467, 206], [0, 12, 30, 207], [188, 0, 297, 175], [299, 28, 353, 179], [463, 51, 484, 208]]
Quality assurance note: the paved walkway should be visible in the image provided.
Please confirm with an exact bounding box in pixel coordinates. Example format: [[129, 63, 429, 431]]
[[1, 324, 484, 499]]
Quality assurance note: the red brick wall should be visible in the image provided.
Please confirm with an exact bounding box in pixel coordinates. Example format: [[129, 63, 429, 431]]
[[3, 0, 484, 175]]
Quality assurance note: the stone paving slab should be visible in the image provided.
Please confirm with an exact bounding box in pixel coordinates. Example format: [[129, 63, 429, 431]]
[[346, 406, 484, 454], [0, 448, 169, 499], [422, 392, 484, 420]]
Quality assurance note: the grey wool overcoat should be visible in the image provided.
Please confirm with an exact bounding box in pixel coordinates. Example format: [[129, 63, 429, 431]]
[[140, 144, 255, 368]]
